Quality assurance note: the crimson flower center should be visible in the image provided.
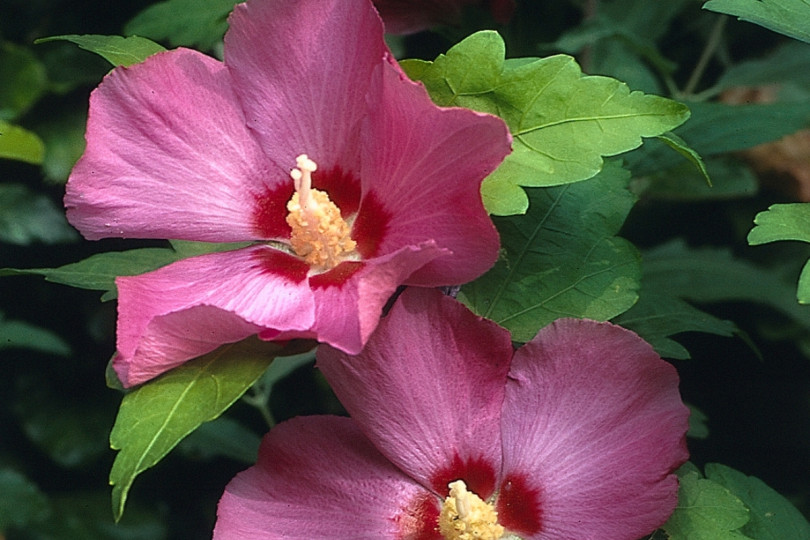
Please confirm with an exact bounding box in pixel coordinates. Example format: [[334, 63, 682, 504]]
[[285, 154, 357, 270]]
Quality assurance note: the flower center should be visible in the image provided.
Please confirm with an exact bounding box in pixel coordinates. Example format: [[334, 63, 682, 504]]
[[285, 154, 357, 270], [439, 480, 505, 540]]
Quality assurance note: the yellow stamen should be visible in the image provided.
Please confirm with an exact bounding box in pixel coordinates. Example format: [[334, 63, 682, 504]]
[[285, 154, 357, 270], [439, 480, 505, 540]]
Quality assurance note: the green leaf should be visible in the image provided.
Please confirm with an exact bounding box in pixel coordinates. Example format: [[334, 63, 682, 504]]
[[35, 35, 166, 67], [461, 160, 641, 341], [125, 0, 239, 50], [627, 101, 810, 175], [748, 203, 810, 302], [688, 404, 710, 439], [0, 121, 45, 164], [633, 158, 757, 201], [664, 465, 753, 539], [0, 183, 77, 244], [704, 0, 810, 43], [401, 31, 690, 215], [615, 291, 737, 359], [109, 338, 279, 521], [0, 311, 71, 355], [0, 247, 180, 300], [177, 416, 261, 464], [0, 41, 47, 121], [655, 132, 711, 186], [35, 109, 88, 183], [712, 41, 810, 96], [0, 468, 50, 530], [706, 463, 810, 539]]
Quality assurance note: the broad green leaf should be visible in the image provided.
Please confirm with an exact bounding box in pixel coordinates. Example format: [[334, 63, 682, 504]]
[[125, 0, 238, 50], [0, 468, 50, 530], [627, 101, 810, 175], [749, 203, 810, 302], [168, 239, 251, 258], [615, 291, 737, 359], [642, 239, 810, 327], [664, 465, 752, 539], [712, 41, 810, 96], [704, 0, 810, 43], [177, 416, 261, 464], [0, 311, 70, 355], [706, 463, 810, 539], [401, 31, 690, 215], [0, 183, 76, 243], [461, 160, 641, 341], [109, 338, 279, 521], [36, 35, 165, 67], [0, 41, 47, 121], [634, 158, 757, 201], [0, 121, 45, 164], [0, 247, 180, 300]]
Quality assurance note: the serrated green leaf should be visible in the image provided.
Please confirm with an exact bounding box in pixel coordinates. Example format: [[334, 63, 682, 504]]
[[664, 467, 753, 539], [748, 203, 810, 303], [0, 311, 70, 355], [402, 30, 690, 215], [706, 463, 810, 539], [0, 468, 50, 530], [0, 121, 45, 164], [704, 0, 810, 43], [0, 183, 76, 244], [0, 41, 47, 121], [35, 35, 165, 67], [615, 291, 737, 359], [125, 0, 238, 50], [109, 338, 279, 521], [655, 131, 711, 185], [461, 160, 641, 341], [0, 247, 180, 300], [712, 41, 810, 96]]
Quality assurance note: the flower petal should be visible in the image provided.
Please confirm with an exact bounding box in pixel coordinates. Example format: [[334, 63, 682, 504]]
[[361, 62, 509, 285], [113, 246, 315, 387], [317, 288, 512, 497], [225, 0, 388, 175], [498, 319, 689, 539], [66, 48, 277, 242], [214, 416, 438, 539]]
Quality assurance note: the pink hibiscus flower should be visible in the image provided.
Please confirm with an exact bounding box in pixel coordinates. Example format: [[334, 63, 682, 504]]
[[214, 288, 690, 539], [64, 0, 510, 387], [373, 0, 516, 34]]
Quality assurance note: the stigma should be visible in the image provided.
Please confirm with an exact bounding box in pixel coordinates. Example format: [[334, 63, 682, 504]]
[[285, 154, 357, 270], [439, 480, 505, 540]]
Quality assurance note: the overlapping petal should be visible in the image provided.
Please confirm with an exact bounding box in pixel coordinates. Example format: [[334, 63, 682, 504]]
[[225, 0, 387, 176], [361, 64, 508, 285], [499, 319, 690, 539], [114, 246, 315, 387], [65, 48, 277, 242], [317, 288, 511, 495], [214, 416, 432, 539]]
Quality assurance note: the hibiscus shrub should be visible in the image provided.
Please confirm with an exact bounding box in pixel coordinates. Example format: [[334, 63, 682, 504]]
[[3, 0, 810, 539]]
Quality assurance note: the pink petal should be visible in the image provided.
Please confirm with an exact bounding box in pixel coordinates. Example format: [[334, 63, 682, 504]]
[[308, 242, 447, 354], [360, 62, 509, 285], [113, 246, 315, 387], [498, 319, 689, 539], [214, 416, 439, 539], [317, 288, 512, 499], [224, 0, 387, 177], [65, 48, 277, 242]]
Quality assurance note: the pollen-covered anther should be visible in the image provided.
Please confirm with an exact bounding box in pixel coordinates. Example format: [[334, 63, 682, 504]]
[[439, 480, 505, 540], [286, 154, 357, 270]]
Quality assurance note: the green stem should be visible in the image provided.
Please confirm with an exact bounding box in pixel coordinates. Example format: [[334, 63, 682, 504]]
[[682, 15, 728, 98]]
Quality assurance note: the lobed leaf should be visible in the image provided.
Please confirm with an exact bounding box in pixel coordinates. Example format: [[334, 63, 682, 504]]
[[108, 338, 279, 521], [35, 35, 166, 67], [664, 464, 753, 539], [704, 0, 810, 43], [461, 160, 641, 341], [748, 203, 810, 303], [402, 30, 690, 215]]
